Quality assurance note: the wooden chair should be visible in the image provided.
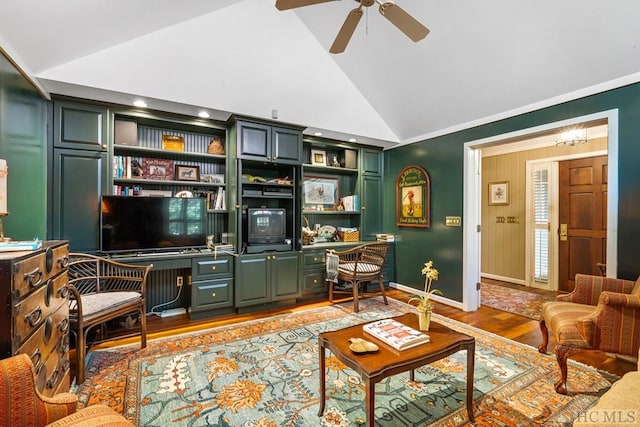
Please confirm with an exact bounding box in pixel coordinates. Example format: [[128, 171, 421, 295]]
[[326, 242, 389, 312], [0, 353, 132, 426], [538, 273, 640, 394], [67, 253, 152, 384]]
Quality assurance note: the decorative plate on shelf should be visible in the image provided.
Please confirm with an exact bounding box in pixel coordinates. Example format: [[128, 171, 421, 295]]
[[317, 225, 337, 238]]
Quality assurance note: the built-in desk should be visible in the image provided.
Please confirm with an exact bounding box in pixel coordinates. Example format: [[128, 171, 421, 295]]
[[110, 250, 235, 320]]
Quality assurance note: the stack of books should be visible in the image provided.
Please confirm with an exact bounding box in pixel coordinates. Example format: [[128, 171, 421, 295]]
[[376, 234, 395, 242], [363, 318, 430, 350], [0, 239, 42, 253]]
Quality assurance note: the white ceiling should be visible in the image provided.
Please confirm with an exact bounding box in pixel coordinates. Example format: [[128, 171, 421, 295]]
[[1, 0, 640, 148]]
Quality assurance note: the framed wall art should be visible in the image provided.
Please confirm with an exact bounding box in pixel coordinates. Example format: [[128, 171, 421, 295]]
[[396, 165, 430, 228], [303, 175, 338, 210], [175, 164, 201, 182], [488, 181, 509, 205]]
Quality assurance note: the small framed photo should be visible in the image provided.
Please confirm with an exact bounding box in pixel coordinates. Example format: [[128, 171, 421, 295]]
[[310, 149, 327, 166], [175, 164, 200, 182], [142, 158, 174, 180], [489, 181, 509, 205]]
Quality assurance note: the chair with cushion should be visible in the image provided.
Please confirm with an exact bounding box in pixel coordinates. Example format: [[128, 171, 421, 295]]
[[0, 353, 132, 426], [538, 273, 640, 394], [68, 253, 152, 384], [326, 242, 389, 312]]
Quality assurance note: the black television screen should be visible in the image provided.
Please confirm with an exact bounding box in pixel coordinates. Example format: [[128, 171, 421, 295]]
[[247, 208, 286, 244], [101, 196, 207, 252]]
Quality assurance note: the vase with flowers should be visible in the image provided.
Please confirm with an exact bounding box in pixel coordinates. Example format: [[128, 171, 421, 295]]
[[408, 260, 442, 331]]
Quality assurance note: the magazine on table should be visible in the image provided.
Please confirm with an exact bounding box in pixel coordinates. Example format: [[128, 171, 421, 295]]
[[363, 318, 430, 350]]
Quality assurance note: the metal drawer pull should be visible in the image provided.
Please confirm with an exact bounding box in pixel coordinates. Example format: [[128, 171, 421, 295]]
[[58, 285, 69, 299], [43, 317, 53, 344], [211, 266, 216, 270], [313, 279, 318, 284], [45, 279, 54, 307], [58, 255, 69, 268], [211, 292, 216, 297], [46, 367, 60, 389], [25, 268, 43, 288], [24, 306, 42, 327], [62, 359, 70, 372], [58, 317, 69, 333], [30, 348, 42, 370]]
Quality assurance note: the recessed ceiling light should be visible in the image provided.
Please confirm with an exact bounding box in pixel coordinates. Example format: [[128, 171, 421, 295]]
[[198, 111, 210, 119], [314, 132, 323, 136], [348, 138, 357, 142], [133, 99, 147, 108]]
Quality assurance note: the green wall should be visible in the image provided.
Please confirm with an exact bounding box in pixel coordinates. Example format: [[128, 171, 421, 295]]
[[0, 53, 47, 240], [384, 82, 640, 302]]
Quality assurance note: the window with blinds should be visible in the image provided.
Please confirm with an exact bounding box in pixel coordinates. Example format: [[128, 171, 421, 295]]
[[533, 167, 549, 283]]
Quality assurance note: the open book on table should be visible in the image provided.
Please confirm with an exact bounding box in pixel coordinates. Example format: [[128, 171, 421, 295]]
[[363, 318, 430, 351]]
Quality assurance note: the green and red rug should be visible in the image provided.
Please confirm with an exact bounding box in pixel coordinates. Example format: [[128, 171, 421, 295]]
[[76, 298, 613, 426], [480, 282, 555, 320]]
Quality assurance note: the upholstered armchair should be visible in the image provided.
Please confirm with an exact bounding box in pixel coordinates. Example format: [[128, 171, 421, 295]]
[[326, 242, 389, 312], [539, 273, 640, 394], [0, 353, 132, 426]]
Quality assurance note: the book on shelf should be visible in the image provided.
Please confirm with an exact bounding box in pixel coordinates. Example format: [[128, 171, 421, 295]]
[[376, 234, 395, 242], [363, 318, 430, 351]]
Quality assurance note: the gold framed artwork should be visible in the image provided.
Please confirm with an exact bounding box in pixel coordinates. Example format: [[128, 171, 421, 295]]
[[310, 149, 327, 166], [396, 165, 430, 228], [488, 181, 509, 205], [162, 134, 185, 151]]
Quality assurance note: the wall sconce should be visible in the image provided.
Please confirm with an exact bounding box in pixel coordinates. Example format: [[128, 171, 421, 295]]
[[556, 128, 588, 146]]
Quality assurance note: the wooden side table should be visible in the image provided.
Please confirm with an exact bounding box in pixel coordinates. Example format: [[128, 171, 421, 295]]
[[318, 313, 475, 426]]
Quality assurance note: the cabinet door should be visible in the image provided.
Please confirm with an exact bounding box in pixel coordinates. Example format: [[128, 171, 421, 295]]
[[51, 148, 108, 252], [53, 101, 108, 151], [271, 126, 302, 164], [235, 255, 270, 306], [361, 175, 382, 240], [361, 148, 382, 176], [271, 252, 300, 300], [238, 121, 271, 161]]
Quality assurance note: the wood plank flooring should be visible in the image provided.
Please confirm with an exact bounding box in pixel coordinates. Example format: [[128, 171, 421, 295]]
[[89, 287, 637, 379]]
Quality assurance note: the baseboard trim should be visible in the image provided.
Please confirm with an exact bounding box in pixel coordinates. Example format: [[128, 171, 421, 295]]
[[481, 273, 526, 286], [389, 281, 464, 310]]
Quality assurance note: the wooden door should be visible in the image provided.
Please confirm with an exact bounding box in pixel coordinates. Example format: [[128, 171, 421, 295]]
[[558, 155, 607, 292]]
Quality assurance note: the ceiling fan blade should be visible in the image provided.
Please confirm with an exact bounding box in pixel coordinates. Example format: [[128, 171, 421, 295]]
[[330, 8, 363, 54], [275, 0, 337, 11], [378, 2, 429, 42]]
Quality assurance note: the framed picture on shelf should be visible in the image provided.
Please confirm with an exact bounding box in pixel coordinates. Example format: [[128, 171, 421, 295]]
[[162, 134, 185, 151], [142, 158, 174, 180], [396, 165, 430, 228], [488, 181, 509, 205], [310, 149, 327, 166], [175, 164, 200, 182], [303, 176, 339, 209]]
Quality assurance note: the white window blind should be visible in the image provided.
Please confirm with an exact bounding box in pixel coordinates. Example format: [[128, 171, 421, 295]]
[[533, 168, 549, 283]]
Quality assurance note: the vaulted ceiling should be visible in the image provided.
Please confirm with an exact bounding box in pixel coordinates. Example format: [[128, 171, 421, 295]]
[[1, 0, 639, 147]]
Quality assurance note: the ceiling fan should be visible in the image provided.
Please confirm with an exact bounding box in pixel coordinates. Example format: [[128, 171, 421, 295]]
[[275, 0, 430, 54]]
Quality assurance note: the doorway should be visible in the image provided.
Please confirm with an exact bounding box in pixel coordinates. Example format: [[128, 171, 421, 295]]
[[462, 110, 618, 312]]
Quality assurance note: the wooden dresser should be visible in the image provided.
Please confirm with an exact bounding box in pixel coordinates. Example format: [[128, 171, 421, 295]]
[[0, 240, 70, 396]]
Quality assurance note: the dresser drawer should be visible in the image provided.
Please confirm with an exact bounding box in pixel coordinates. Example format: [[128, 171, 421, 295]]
[[191, 278, 233, 311], [17, 303, 69, 370], [13, 271, 68, 345], [12, 245, 69, 300], [303, 251, 326, 268], [192, 257, 232, 280], [35, 343, 70, 398]]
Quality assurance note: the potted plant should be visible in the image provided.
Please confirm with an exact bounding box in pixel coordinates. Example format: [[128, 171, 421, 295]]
[[408, 260, 442, 331]]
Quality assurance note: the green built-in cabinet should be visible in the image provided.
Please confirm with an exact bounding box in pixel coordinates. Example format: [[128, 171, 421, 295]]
[[47, 98, 389, 319]]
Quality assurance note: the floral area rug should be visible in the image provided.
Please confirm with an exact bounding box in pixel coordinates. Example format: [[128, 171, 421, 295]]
[[480, 282, 556, 320], [75, 297, 613, 426]]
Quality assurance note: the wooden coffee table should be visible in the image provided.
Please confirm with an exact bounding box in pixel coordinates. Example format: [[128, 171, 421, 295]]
[[318, 313, 475, 426]]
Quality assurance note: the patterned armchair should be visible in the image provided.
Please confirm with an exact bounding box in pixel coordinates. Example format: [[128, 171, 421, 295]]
[[539, 273, 640, 394], [0, 353, 132, 426]]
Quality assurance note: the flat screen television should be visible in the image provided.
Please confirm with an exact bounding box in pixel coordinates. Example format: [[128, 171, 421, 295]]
[[101, 196, 207, 253], [247, 208, 286, 244]]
